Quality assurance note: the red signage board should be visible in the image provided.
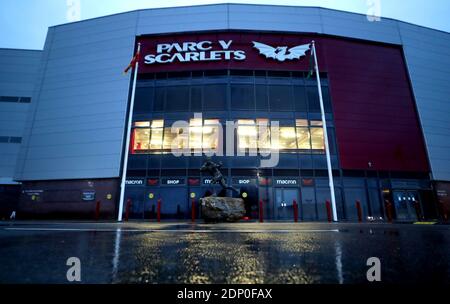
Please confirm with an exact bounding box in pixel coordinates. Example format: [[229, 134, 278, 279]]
[[137, 32, 322, 74]]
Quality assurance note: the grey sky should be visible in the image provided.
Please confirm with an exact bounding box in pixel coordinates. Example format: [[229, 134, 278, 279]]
[[1, 0, 449, 50]]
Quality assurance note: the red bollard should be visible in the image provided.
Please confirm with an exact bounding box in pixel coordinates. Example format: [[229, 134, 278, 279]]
[[95, 200, 101, 221], [326, 200, 332, 223], [125, 199, 132, 222], [191, 199, 196, 223], [157, 199, 162, 223], [356, 200, 363, 223], [385, 200, 393, 223], [259, 200, 264, 223], [293, 200, 299, 223]]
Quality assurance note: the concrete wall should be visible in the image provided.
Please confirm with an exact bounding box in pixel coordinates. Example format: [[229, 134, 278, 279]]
[[0, 49, 41, 184], [13, 4, 450, 182]]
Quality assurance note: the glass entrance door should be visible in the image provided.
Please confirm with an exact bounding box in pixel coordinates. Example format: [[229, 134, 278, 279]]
[[393, 190, 420, 221], [274, 188, 299, 220]]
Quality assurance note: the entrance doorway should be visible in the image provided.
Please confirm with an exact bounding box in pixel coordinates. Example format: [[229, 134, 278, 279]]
[[393, 190, 421, 221], [274, 188, 299, 220]]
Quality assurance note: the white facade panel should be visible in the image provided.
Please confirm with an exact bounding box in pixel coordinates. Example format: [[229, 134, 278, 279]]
[[228, 5, 323, 33], [0, 49, 41, 184], [137, 5, 228, 35], [14, 13, 138, 181], [399, 22, 450, 181]]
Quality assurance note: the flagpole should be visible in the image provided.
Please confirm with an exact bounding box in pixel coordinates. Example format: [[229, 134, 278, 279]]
[[311, 40, 338, 222], [118, 43, 141, 222]]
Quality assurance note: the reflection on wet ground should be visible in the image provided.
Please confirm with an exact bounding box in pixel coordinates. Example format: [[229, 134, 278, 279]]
[[0, 223, 449, 284]]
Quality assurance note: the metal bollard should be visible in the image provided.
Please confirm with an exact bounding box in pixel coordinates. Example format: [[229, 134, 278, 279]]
[[293, 200, 299, 223], [259, 200, 264, 223], [157, 199, 162, 223], [191, 199, 196, 223], [125, 199, 132, 222], [413, 200, 423, 221], [326, 200, 332, 223], [95, 200, 101, 221], [384, 200, 393, 223], [356, 200, 363, 223]]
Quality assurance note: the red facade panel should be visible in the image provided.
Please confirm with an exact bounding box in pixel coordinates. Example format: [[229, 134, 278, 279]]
[[136, 32, 429, 173]]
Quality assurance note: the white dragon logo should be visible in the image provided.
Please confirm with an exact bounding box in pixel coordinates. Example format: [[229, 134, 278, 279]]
[[252, 41, 311, 62]]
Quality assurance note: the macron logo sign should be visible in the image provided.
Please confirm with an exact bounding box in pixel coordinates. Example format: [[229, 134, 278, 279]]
[[144, 40, 246, 65]]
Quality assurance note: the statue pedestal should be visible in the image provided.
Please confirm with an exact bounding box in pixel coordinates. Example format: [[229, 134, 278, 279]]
[[200, 197, 245, 223]]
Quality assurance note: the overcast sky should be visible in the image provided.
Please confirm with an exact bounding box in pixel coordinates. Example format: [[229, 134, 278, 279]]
[[1, 0, 449, 50]]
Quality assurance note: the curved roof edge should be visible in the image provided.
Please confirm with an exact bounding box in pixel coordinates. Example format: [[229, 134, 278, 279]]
[[48, 3, 450, 35]]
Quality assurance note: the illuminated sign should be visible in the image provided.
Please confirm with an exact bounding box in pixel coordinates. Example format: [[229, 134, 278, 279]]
[[126, 179, 144, 186], [162, 178, 185, 185], [203, 178, 228, 185], [232, 178, 257, 186], [82, 191, 96, 201], [275, 179, 298, 186], [144, 40, 246, 65], [253, 41, 311, 62]]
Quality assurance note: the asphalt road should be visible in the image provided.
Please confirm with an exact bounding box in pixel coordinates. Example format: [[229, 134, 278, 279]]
[[0, 221, 449, 284]]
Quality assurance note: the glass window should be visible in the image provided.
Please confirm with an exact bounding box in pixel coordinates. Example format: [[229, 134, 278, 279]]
[[322, 86, 332, 113], [269, 85, 294, 111], [310, 120, 323, 127], [237, 119, 257, 150], [307, 86, 331, 113], [0, 96, 19, 103], [132, 128, 150, 154], [134, 87, 154, 114], [203, 84, 227, 111], [306, 86, 320, 112], [293, 86, 307, 112], [153, 87, 165, 111], [190, 86, 202, 112], [134, 121, 150, 127], [278, 127, 298, 150], [165, 86, 189, 111], [0, 136, 9, 143], [9, 137, 22, 144], [231, 84, 255, 110], [255, 85, 268, 111], [163, 127, 187, 151], [311, 127, 325, 150], [19, 97, 31, 103], [150, 120, 164, 150], [257, 119, 271, 150], [327, 127, 337, 155], [189, 118, 203, 150], [203, 119, 220, 150]]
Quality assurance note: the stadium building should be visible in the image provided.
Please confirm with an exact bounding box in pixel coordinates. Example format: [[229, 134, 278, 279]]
[[1, 4, 449, 221]]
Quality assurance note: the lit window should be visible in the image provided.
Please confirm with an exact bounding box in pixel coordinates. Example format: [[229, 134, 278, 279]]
[[132, 128, 150, 154], [296, 119, 311, 150], [310, 120, 323, 127], [257, 119, 271, 150], [278, 127, 298, 150], [296, 119, 308, 127], [238, 120, 257, 150], [163, 127, 188, 151], [203, 119, 220, 150], [134, 121, 150, 127], [310, 127, 325, 150], [189, 118, 203, 150], [150, 120, 164, 150]]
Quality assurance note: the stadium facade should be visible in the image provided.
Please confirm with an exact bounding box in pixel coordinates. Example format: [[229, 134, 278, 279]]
[[1, 4, 449, 221]]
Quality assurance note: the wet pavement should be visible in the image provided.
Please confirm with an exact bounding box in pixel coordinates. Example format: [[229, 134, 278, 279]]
[[0, 221, 449, 284]]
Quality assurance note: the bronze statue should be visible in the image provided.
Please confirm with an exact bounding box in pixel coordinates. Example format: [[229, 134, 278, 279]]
[[201, 158, 238, 195]]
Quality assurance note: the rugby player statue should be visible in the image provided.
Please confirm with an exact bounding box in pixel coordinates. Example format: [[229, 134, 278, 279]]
[[200, 158, 245, 223]]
